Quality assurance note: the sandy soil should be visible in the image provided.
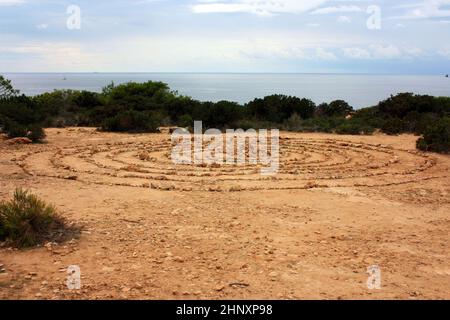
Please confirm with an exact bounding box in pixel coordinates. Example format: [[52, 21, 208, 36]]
[[0, 128, 449, 300]]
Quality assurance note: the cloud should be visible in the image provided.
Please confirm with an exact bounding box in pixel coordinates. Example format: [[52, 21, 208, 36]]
[[0, 42, 100, 71], [342, 45, 425, 60], [311, 5, 363, 15], [337, 15, 351, 23], [315, 47, 337, 60], [36, 24, 48, 30], [342, 47, 371, 59], [0, 0, 25, 5], [438, 47, 450, 59], [393, 0, 450, 19], [370, 44, 402, 59], [191, 0, 328, 16]]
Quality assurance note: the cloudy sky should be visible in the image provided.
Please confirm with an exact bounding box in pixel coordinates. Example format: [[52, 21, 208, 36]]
[[1, 0, 450, 73]]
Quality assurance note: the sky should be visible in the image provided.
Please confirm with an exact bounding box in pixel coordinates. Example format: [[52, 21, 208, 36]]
[[0, 0, 450, 73]]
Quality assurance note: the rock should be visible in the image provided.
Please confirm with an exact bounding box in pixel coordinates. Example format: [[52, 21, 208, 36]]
[[173, 256, 184, 263], [229, 282, 250, 288], [229, 185, 242, 192], [6, 137, 32, 145], [214, 285, 226, 292], [137, 151, 151, 161]]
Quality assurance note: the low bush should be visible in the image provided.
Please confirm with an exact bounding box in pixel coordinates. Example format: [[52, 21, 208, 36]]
[[4, 120, 27, 138], [299, 117, 346, 133], [335, 119, 375, 135], [381, 118, 405, 135], [27, 125, 46, 143], [283, 113, 303, 131], [0, 189, 67, 248], [101, 110, 159, 132], [416, 118, 450, 153]]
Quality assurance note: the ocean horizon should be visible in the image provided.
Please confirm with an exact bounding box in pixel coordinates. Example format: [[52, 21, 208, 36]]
[[4, 72, 450, 109]]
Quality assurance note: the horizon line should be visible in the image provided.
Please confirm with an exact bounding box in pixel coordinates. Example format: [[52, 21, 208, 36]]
[[2, 72, 448, 76]]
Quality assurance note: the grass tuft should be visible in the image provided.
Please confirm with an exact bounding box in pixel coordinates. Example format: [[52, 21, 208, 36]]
[[0, 188, 74, 248]]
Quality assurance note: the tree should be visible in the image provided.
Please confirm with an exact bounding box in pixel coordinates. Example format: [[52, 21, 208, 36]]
[[0, 75, 19, 99], [416, 118, 450, 153], [316, 100, 354, 117], [246, 95, 316, 123], [27, 125, 46, 143], [101, 110, 159, 132]]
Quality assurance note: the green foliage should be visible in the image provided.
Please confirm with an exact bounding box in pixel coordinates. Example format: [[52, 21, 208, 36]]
[[335, 119, 375, 135], [283, 113, 303, 131], [416, 118, 450, 153], [178, 114, 193, 128], [233, 119, 276, 131], [0, 95, 42, 125], [101, 110, 159, 132], [27, 125, 46, 143], [247, 95, 316, 123], [0, 75, 19, 99], [208, 100, 244, 128], [1, 118, 45, 142], [1, 74, 449, 147], [316, 100, 354, 117], [0, 189, 64, 248], [74, 91, 102, 109], [381, 118, 405, 135], [377, 93, 445, 118], [298, 117, 346, 133], [4, 120, 28, 138]]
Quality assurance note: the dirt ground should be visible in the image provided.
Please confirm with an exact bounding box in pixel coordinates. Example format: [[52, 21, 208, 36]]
[[0, 128, 449, 300]]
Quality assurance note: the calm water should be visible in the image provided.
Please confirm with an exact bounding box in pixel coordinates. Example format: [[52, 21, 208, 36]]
[[4, 73, 450, 109]]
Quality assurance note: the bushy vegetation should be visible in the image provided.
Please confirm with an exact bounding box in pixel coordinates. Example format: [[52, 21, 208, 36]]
[[1, 75, 449, 153], [417, 118, 450, 153], [0, 75, 19, 99], [0, 189, 67, 248], [0, 79, 47, 142], [27, 125, 46, 143], [101, 110, 160, 132], [335, 119, 375, 135], [372, 93, 450, 135]]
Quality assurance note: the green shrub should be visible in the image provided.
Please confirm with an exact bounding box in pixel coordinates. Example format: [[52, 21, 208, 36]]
[[0, 215, 5, 241], [283, 113, 303, 131], [0, 189, 66, 248], [27, 125, 46, 143], [178, 114, 193, 128], [416, 118, 450, 153], [381, 118, 405, 135], [101, 110, 158, 132], [246, 95, 316, 123], [299, 117, 346, 133], [233, 119, 277, 131], [0, 75, 20, 98], [4, 120, 27, 138], [316, 100, 354, 117], [335, 120, 375, 135]]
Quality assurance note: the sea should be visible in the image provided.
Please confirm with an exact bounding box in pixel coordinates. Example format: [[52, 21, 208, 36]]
[[3, 73, 450, 109]]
